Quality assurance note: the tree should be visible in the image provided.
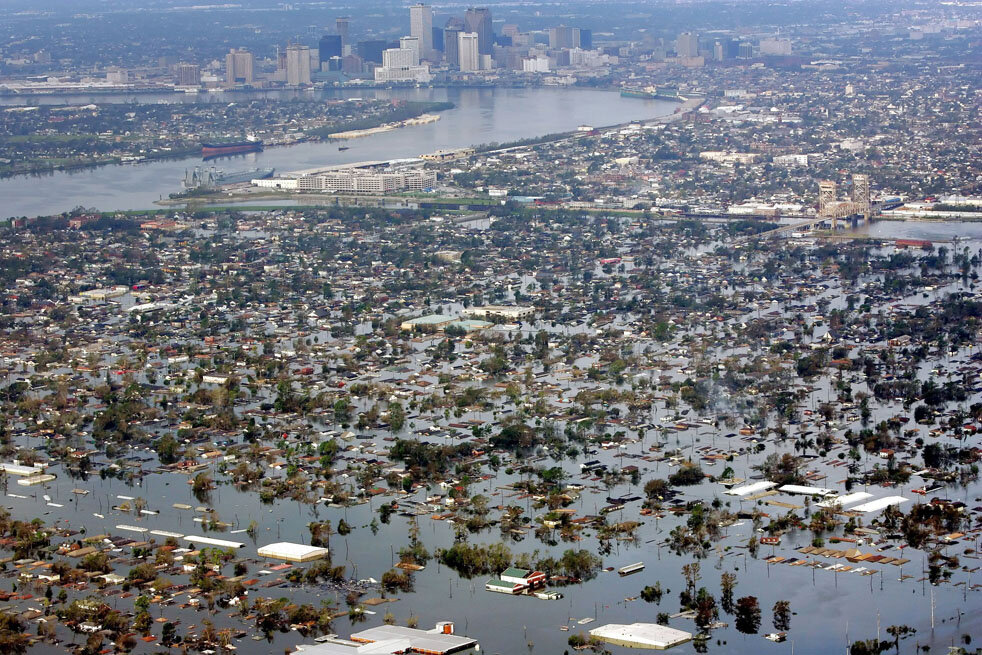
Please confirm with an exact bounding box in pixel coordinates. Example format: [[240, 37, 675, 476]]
[[734, 596, 761, 634], [694, 588, 718, 630], [720, 572, 736, 614], [156, 434, 182, 464], [772, 599, 791, 632], [885, 625, 914, 653]]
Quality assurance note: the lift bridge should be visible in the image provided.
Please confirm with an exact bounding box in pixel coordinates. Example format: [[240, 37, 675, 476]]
[[747, 173, 874, 241]]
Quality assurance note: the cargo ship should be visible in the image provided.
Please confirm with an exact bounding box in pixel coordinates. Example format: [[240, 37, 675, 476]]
[[620, 86, 683, 101], [183, 166, 274, 189], [201, 138, 263, 157]]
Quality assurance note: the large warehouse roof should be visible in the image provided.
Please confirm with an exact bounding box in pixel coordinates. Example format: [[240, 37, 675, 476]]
[[589, 622, 692, 650], [258, 542, 330, 562]]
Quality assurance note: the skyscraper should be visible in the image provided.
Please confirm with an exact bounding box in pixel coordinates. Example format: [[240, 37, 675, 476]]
[[444, 26, 461, 68], [286, 44, 312, 86], [399, 36, 421, 66], [177, 63, 200, 86], [356, 40, 387, 64], [336, 17, 350, 50], [579, 28, 592, 50], [549, 26, 580, 49], [410, 4, 433, 60], [225, 48, 254, 85], [319, 34, 343, 62], [676, 32, 699, 58], [458, 32, 480, 71], [465, 7, 493, 55]]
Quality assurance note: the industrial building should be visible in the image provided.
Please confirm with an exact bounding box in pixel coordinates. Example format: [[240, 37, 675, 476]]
[[589, 623, 692, 650], [254, 164, 435, 194], [296, 623, 477, 655], [463, 305, 535, 320], [257, 542, 330, 562]]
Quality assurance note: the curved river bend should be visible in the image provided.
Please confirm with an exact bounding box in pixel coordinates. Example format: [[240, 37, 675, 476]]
[[0, 87, 678, 219]]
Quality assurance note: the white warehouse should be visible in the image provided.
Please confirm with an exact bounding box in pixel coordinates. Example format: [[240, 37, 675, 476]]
[[254, 167, 436, 194]]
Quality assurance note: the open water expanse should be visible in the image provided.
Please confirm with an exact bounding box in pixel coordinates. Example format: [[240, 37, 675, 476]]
[[0, 87, 679, 220], [4, 241, 981, 655]]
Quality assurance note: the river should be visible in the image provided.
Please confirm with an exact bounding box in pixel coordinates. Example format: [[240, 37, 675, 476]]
[[0, 87, 679, 220]]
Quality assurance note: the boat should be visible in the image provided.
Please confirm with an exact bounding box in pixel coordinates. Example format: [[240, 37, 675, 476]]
[[618, 562, 645, 576], [621, 87, 659, 99], [338, 146, 349, 151], [201, 138, 263, 157]]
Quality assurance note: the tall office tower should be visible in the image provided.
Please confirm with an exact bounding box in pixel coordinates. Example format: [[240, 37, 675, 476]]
[[549, 25, 580, 49], [399, 36, 421, 65], [738, 42, 754, 58], [286, 45, 312, 85], [336, 17, 350, 50], [579, 28, 592, 50], [357, 40, 387, 64], [319, 34, 343, 63], [458, 32, 480, 71], [444, 22, 463, 68], [676, 32, 699, 57], [177, 63, 200, 86], [465, 7, 493, 55], [714, 38, 738, 61], [432, 27, 444, 53], [225, 48, 254, 85], [410, 4, 433, 59]]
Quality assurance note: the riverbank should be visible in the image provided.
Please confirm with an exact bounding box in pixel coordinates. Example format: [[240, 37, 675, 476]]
[[326, 113, 441, 140], [0, 100, 454, 181]]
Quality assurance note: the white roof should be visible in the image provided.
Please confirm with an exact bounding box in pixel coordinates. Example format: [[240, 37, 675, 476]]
[[724, 480, 777, 496], [817, 492, 873, 508], [849, 496, 909, 513], [184, 535, 244, 549], [590, 623, 692, 649], [779, 484, 837, 497], [258, 542, 330, 562]]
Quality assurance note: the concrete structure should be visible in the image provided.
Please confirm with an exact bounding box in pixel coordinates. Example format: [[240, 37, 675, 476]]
[[286, 45, 312, 86], [849, 496, 910, 513], [778, 484, 837, 497], [259, 167, 436, 193], [676, 32, 699, 58], [444, 26, 462, 68], [399, 37, 421, 65], [336, 17, 350, 51], [589, 623, 692, 650], [464, 305, 534, 320], [464, 7, 493, 55], [817, 491, 873, 509], [319, 35, 343, 67], [760, 37, 792, 55], [523, 56, 550, 73], [375, 45, 431, 82], [549, 26, 581, 49], [410, 4, 434, 60], [177, 63, 200, 86], [184, 535, 245, 549], [457, 32, 481, 72], [296, 623, 476, 655], [258, 542, 330, 562], [724, 480, 777, 496], [225, 48, 254, 85], [400, 314, 458, 331]]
